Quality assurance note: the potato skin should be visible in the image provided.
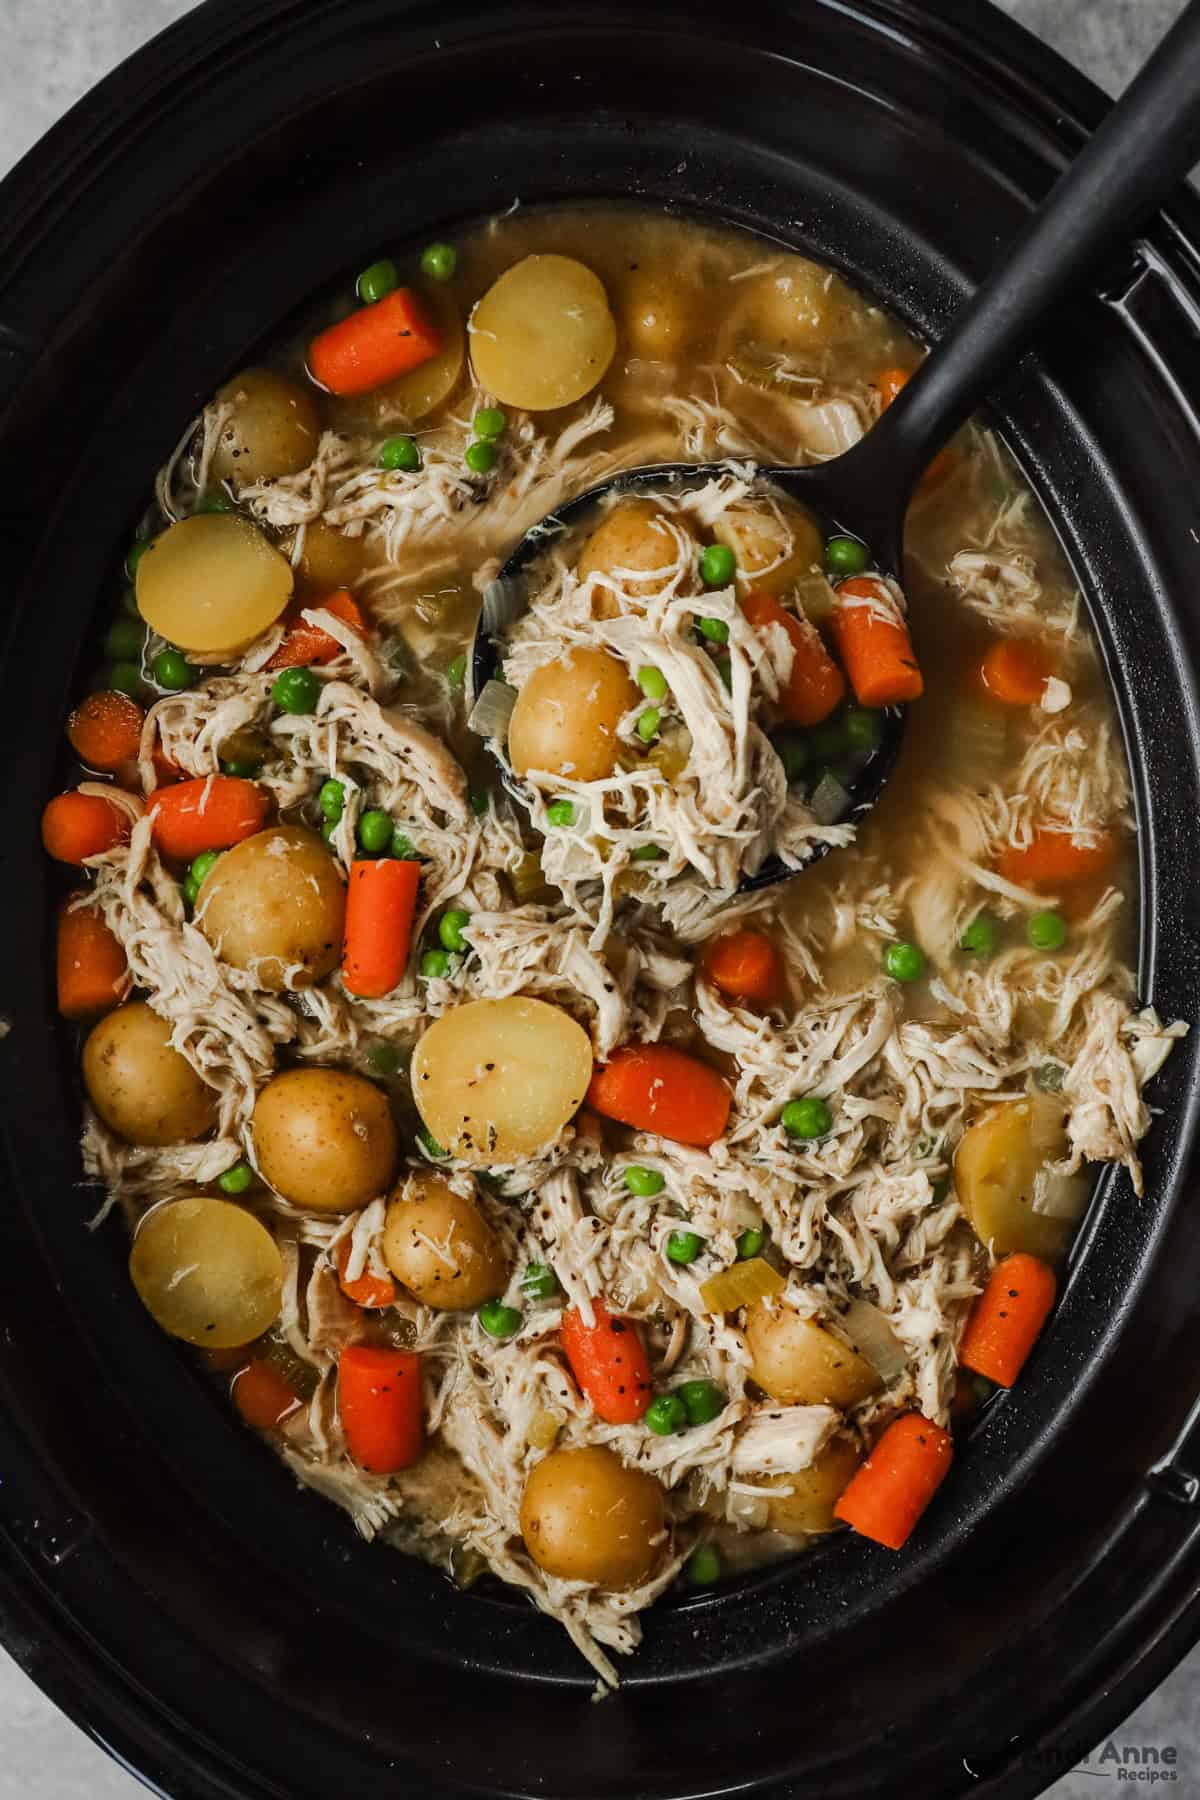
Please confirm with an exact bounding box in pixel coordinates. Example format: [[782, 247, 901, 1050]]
[[382, 1174, 507, 1309], [293, 520, 364, 594], [196, 826, 345, 991], [508, 648, 637, 784], [710, 498, 823, 597], [955, 1098, 1073, 1259], [745, 1303, 881, 1407], [82, 1002, 217, 1146], [576, 498, 692, 607], [519, 1446, 666, 1588], [252, 1068, 398, 1213], [211, 368, 320, 483], [761, 1437, 863, 1535]]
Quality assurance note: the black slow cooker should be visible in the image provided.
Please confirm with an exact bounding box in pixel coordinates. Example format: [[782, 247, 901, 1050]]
[[1, 2, 1199, 1795]]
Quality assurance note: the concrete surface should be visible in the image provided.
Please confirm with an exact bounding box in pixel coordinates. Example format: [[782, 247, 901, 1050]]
[[0, 0, 1196, 1795]]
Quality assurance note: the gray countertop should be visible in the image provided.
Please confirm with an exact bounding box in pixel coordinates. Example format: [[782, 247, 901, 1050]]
[[0, 1, 1196, 1795]]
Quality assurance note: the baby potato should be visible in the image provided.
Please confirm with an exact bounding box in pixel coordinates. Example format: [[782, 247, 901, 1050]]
[[508, 647, 637, 783], [411, 996, 593, 1166], [621, 271, 694, 361], [710, 497, 823, 597], [726, 256, 859, 358], [955, 1097, 1074, 1259], [519, 1446, 666, 1588], [292, 519, 364, 593], [745, 1303, 881, 1407], [470, 255, 616, 410], [130, 1195, 282, 1348], [196, 826, 345, 991], [252, 1067, 398, 1212], [211, 368, 320, 484], [382, 1173, 507, 1308], [575, 498, 693, 607], [761, 1437, 863, 1536], [136, 514, 294, 655], [83, 1002, 217, 1146]]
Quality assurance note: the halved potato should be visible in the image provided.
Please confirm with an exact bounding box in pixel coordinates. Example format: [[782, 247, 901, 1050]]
[[761, 1437, 863, 1535], [955, 1096, 1076, 1259], [196, 826, 345, 991], [382, 1174, 507, 1308], [507, 647, 637, 783], [136, 514, 294, 655], [745, 1303, 881, 1407], [211, 368, 320, 484], [710, 497, 823, 597], [130, 1195, 282, 1348], [470, 256, 616, 410]]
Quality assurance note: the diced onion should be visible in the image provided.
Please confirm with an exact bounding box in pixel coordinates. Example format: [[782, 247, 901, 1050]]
[[839, 1297, 908, 1381], [1033, 1167, 1090, 1220], [700, 1256, 786, 1314], [527, 1407, 565, 1449], [810, 772, 850, 825], [510, 850, 553, 904], [468, 679, 517, 741], [944, 699, 1008, 782]]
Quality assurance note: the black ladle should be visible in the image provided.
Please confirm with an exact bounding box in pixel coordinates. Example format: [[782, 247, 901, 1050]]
[[473, 0, 1200, 889]]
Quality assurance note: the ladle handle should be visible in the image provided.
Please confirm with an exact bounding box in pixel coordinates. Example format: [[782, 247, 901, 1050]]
[[857, 0, 1200, 502]]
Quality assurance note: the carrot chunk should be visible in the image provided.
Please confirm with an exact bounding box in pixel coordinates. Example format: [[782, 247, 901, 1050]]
[[831, 577, 924, 707], [335, 1237, 396, 1310], [980, 638, 1052, 706], [41, 790, 132, 865], [959, 1253, 1057, 1388], [310, 289, 442, 397], [265, 589, 367, 670], [586, 1043, 731, 1146], [876, 365, 954, 485], [56, 901, 128, 1019], [834, 1412, 954, 1550], [741, 590, 846, 726], [702, 927, 785, 1008], [66, 691, 146, 773], [232, 1359, 302, 1431], [338, 1345, 423, 1473], [560, 1300, 653, 1424], [341, 859, 421, 999], [146, 775, 268, 861], [996, 828, 1117, 890]]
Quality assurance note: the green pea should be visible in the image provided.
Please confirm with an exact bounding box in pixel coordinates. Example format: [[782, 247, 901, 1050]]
[[696, 615, 730, 644], [438, 908, 471, 953], [465, 440, 498, 475], [223, 756, 262, 779], [124, 540, 151, 581], [195, 487, 235, 514], [546, 800, 577, 828], [272, 666, 320, 715], [417, 1126, 446, 1159], [624, 1165, 664, 1197], [366, 1042, 402, 1076], [108, 661, 144, 699], [321, 819, 339, 845], [446, 653, 467, 687], [845, 707, 884, 753], [357, 809, 393, 854], [1027, 910, 1067, 951], [391, 828, 418, 861], [736, 1226, 766, 1260], [808, 717, 848, 761], [357, 257, 398, 304], [473, 407, 507, 440], [637, 665, 668, 701], [677, 1379, 725, 1426], [645, 1394, 688, 1436], [217, 1163, 253, 1195], [470, 789, 490, 817], [686, 1544, 722, 1586], [420, 948, 452, 980], [666, 1230, 704, 1265], [190, 850, 220, 887], [960, 914, 998, 956], [104, 617, 145, 661], [772, 731, 808, 782], [520, 1263, 560, 1302], [153, 648, 193, 691], [699, 543, 736, 588], [420, 242, 457, 282], [714, 653, 733, 692], [637, 707, 661, 742], [630, 844, 666, 863], [318, 778, 345, 823], [181, 873, 201, 908], [478, 1299, 522, 1340], [824, 535, 870, 577], [378, 434, 421, 472], [781, 1096, 833, 1140], [884, 940, 926, 983]]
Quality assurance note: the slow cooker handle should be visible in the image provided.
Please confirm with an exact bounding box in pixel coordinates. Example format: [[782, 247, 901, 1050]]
[[853, 0, 1200, 505]]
